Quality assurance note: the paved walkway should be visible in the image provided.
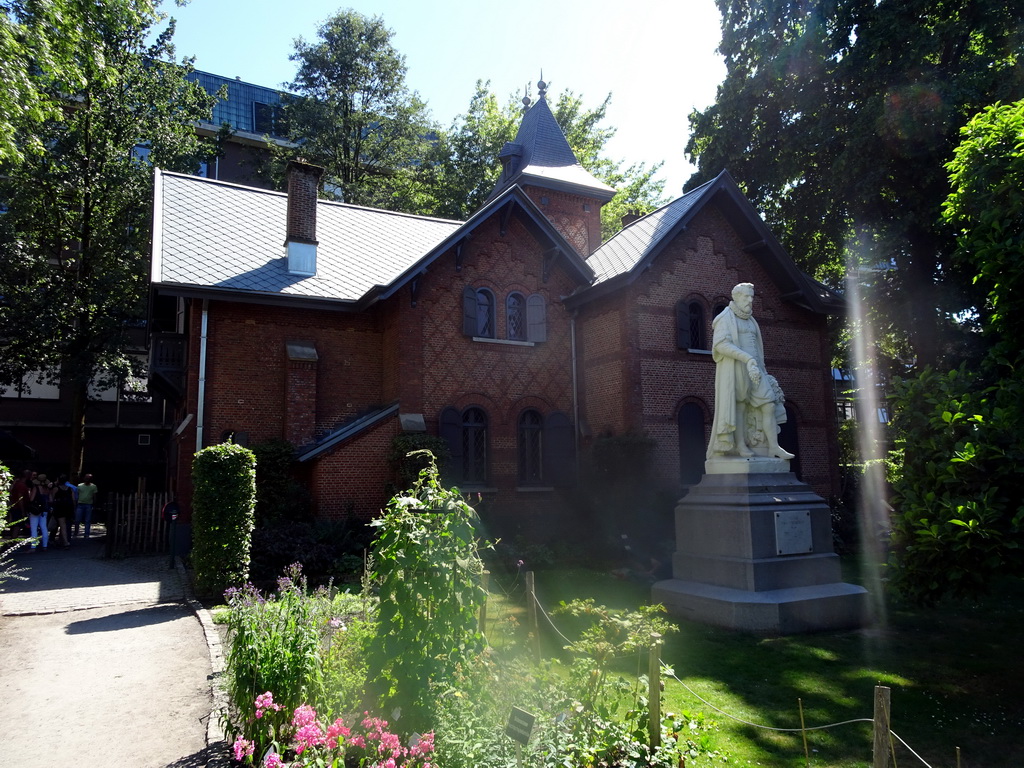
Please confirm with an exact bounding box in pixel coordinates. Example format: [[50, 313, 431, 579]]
[[0, 529, 228, 767]]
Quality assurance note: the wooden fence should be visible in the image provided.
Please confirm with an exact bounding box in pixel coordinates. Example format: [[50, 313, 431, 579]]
[[107, 491, 172, 557]]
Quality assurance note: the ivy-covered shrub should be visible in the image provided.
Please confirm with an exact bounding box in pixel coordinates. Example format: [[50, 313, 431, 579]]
[[192, 442, 257, 596], [367, 449, 488, 731], [251, 438, 310, 526]]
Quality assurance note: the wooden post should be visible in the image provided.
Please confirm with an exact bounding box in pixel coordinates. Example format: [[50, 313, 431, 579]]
[[479, 570, 490, 634], [649, 633, 662, 752], [798, 698, 810, 767], [872, 685, 891, 768], [525, 571, 541, 662]]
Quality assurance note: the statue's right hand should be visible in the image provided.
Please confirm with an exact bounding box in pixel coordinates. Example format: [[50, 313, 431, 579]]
[[747, 358, 761, 385]]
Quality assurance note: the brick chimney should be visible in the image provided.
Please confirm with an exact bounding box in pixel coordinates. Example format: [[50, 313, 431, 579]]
[[285, 159, 324, 275], [285, 341, 318, 447]]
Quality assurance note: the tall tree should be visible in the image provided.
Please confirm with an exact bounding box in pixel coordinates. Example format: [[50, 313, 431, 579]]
[[0, 0, 217, 475], [284, 9, 438, 209], [429, 81, 666, 239], [686, 0, 1024, 368], [888, 100, 1024, 603]]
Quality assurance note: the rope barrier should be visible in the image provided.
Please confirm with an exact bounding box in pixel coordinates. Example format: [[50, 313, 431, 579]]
[[891, 730, 936, 768], [666, 669, 873, 734]]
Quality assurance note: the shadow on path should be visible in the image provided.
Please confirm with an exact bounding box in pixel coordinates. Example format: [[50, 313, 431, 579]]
[[66, 603, 186, 634]]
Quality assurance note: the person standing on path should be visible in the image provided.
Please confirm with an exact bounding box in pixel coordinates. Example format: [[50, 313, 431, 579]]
[[25, 471, 48, 551], [52, 475, 74, 549], [75, 474, 98, 539]]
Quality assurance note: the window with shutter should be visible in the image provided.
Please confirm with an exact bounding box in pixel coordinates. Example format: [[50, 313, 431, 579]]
[[526, 294, 546, 342], [440, 407, 463, 480], [675, 301, 691, 349], [543, 412, 575, 486], [476, 289, 495, 338], [518, 409, 543, 483], [462, 286, 477, 337], [461, 407, 488, 484]]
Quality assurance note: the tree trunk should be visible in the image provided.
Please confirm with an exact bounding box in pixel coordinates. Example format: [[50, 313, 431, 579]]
[[69, 379, 87, 479]]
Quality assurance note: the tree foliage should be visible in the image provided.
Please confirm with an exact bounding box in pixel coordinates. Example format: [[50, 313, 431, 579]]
[[687, 0, 1024, 367], [889, 100, 1024, 603], [0, 0, 217, 474], [284, 9, 438, 210], [427, 81, 666, 239]]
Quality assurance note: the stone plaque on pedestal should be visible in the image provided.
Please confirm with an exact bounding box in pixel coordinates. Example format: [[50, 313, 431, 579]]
[[652, 462, 868, 634]]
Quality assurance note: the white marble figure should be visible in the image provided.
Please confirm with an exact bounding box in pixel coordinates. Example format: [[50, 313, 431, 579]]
[[706, 283, 794, 461]]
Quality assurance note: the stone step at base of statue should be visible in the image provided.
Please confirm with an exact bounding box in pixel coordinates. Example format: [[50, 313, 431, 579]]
[[652, 578, 868, 634]]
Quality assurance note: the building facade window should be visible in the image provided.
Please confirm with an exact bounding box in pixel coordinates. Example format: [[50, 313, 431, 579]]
[[518, 409, 543, 483], [676, 300, 707, 350], [507, 292, 526, 341], [463, 287, 546, 342], [461, 407, 489, 484]]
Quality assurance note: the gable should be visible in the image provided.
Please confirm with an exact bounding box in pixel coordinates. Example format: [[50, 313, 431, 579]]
[[566, 171, 842, 315]]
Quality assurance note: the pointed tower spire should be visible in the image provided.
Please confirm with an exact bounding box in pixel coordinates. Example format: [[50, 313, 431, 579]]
[[487, 76, 614, 205]]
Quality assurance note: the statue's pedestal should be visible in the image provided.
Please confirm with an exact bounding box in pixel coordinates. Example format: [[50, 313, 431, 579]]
[[652, 459, 867, 633]]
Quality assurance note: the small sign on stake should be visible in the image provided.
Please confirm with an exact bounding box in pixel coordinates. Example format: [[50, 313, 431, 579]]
[[505, 706, 535, 745]]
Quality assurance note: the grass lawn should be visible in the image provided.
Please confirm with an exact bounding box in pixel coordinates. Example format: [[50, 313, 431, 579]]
[[490, 563, 1024, 768]]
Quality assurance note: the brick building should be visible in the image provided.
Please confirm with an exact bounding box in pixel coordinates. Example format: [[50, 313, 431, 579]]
[[150, 84, 841, 540]]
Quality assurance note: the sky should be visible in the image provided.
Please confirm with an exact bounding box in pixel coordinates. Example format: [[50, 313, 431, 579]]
[[162, 0, 727, 198]]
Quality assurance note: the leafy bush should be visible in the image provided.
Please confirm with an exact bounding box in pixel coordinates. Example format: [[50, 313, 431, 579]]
[[367, 449, 488, 731], [223, 564, 374, 757], [890, 365, 1024, 603], [0, 462, 28, 589], [248, 519, 373, 588], [251, 438, 310, 526], [191, 442, 257, 596]]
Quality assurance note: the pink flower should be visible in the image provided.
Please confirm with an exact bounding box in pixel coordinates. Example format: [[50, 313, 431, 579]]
[[379, 731, 403, 759], [255, 691, 282, 719], [232, 736, 255, 761], [348, 735, 366, 749], [410, 732, 435, 756], [264, 753, 284, 768], [294, 722, 326, 755], [292, 704, 318, 728], [326, 718, 350, 749]]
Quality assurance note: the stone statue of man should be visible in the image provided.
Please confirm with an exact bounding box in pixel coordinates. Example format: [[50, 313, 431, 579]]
[[706, 283, 794, 460]]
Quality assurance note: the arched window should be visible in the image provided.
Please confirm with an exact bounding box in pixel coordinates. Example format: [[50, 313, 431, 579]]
[[476, 289, 495, 337], [462, 286, 495, 338], [677, 403, 706, 486], [518, 409, 543, 483], [676, 300, 706, 349], [507, 292, 526, 341], [462, 407, 489, 484]]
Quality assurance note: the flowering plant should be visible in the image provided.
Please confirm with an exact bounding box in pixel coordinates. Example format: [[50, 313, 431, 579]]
[[233, 692, 434, 768]]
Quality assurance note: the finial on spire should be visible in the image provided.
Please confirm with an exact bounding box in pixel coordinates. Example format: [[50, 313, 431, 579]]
[[537, 70, 547, 99], [522, 81, 532, 111]]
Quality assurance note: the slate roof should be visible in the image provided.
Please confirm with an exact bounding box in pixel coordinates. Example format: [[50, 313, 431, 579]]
[[569, 170, 844, 314], [152, 170, 462, 305], [486, 95, 615, 203], [586, 178, 715, 283]]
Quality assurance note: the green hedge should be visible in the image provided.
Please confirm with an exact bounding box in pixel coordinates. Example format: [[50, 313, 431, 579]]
[[192, 442, 257, 596]]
